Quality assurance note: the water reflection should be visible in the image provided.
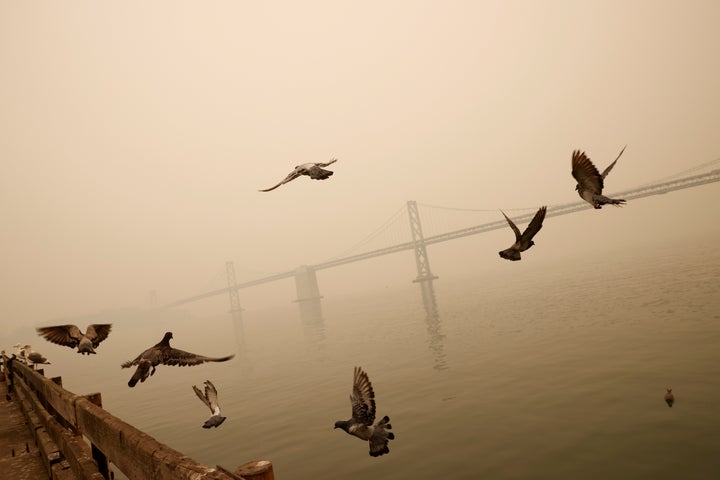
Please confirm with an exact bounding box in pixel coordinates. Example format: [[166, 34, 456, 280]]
[[417, 280, 447, 371], [297, 298, 326, 350], [230, 310, 253, 375]]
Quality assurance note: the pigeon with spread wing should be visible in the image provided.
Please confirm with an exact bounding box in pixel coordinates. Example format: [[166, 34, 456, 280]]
[[571, 146, 627, 209], [121, 332, 235, 388], [36, 324, 112, 355], [259, 159, 338, 192], [334, 366, 394, 457], [498, 206, 547, 261], [193, 380, 227, 428]]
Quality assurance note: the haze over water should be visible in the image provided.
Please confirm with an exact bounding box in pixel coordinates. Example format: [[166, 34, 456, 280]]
[[8, 234, 717, 480]]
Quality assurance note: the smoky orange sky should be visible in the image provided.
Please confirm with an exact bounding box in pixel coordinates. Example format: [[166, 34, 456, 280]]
[[2, 1, 719, 334]]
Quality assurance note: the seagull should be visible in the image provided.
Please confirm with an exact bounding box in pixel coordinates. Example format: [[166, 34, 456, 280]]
[[571, 146, 627, 208], [192, 380, 227, 428], [121, 332, 235, 388], [36, 324, 112, 355], [259, 159, 338, 192], [664, 388, 675, 408], [334, 366, 394, 457], [22, 345, 51, 366], [498, 206, 547, 261]]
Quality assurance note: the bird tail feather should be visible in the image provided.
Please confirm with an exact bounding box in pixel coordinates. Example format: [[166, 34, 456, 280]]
[[369, 415, 394, 457], [499, 248, 521, 261], [128, 361, 151, 388], [596, 195, 626, 207]]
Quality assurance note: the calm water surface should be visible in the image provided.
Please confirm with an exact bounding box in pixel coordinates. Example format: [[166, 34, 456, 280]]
[[38, 241, 720, 479]]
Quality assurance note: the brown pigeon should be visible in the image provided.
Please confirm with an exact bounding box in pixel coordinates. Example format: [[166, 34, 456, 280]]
[[571, 146, 626, 208], [259, 159, 337, 192], [121, 332, 234, 387]]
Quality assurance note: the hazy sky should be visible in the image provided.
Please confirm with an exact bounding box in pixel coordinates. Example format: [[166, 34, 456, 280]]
[[2, 1, 719, 334]]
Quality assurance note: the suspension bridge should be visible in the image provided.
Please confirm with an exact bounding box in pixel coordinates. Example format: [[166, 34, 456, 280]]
[[162, 160, 720, 311]]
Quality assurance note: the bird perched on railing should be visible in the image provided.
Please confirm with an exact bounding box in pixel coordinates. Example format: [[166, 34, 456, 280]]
[[21, 345, 51, 366], [571, 146, 627, 208], [334, 366, 394, 457], [498, 206, 547, 261], [259, 158, 338, 192], [192, 380, 226, 428], [121, 332, 235, 387], [36, 324, 112, 355]]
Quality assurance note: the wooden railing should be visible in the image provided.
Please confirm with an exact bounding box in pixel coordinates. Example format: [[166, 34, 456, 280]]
[[2, 354, 274, 480]]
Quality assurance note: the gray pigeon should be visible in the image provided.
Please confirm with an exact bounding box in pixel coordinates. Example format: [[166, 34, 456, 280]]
[[121, 332, 235, 388], [36, 324, 112, 355], [192, 380, 226, 428], [334, 366, 394, 457], [571, 146, 626, 208], [498, 206, 547, 261], [22, 345, 51, 365], [664, 388, 674, 408], [259, 158, 338, 192]]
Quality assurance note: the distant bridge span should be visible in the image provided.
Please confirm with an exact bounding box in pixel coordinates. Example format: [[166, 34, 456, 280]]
[[163, 167, 720, 309]]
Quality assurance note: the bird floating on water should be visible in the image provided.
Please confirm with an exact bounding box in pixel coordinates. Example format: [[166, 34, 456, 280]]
[[259, 159, 338, 192], [334, 366, 394, 457], [192, 380, 227, 428], [498, 206, 547, 261], [664, 388, 675, 408], [36, 324, 112, 355], [571, 146, 627, 209], [121, 332, 235, 388]]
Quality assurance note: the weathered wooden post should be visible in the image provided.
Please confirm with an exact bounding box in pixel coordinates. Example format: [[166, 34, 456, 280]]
[[84, 392, 110, 480], [234, 460, 275, 480]]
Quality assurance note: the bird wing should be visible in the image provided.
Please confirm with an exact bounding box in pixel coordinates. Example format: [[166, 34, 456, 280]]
[[500, 211, 522, 241], [204, 380, 221, 413], [259, 170, 302, 192], [316, 158, 338, 168], [85, 324, 113, 347], [121, 347, 152, 368], [350, 366, 376, 426], [161, 348, 235, 367], [519, 206, 547, 246], [600, 145, 626, 179], [36, 325, 82, 348], [193, 384, 212, 412], [571, 150, 603, 194]]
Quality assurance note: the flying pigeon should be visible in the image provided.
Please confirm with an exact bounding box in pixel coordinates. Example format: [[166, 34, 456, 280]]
[[259, 159, 338, 192], [334, 366, 394, 457], [22, 345, 51, 365], [36, 324, 112, 355], [192, 380, 227, 428], [664, 388, 675, 408], [571, 146, 627, 208], [498, 206, 547, 261], [121, 332, 235, 388]]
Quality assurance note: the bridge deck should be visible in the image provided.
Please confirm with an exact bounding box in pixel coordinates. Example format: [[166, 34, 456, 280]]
[[0, 374, 49, 480]]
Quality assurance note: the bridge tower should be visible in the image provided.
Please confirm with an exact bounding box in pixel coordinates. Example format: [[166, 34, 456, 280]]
[[407, 200, 438, 283], [226, 261, 244, 341], [294, 265, 324, 320]]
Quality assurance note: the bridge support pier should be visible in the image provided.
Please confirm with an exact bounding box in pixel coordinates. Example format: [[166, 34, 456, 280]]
[[293, 265, 324, 320], [226, 262, 245, 344], [407, 200, 438, 283]]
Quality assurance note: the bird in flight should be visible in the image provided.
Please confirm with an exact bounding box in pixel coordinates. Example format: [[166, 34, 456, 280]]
[[192, 380, 227, 428], [36, 324, 112, 355], [334, 366, 394, 457], [259, 159, 338, 192], [498, 206, 547, 261], [571, 146, 627, 208], [121, 332, 235, 387]]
